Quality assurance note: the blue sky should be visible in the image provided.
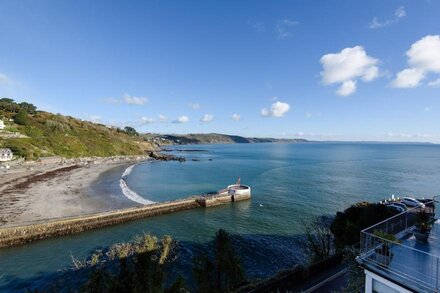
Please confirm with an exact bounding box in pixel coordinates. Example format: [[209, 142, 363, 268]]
[[1, 0, 439, 142]]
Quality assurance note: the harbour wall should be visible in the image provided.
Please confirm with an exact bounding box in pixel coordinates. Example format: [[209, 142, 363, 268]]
[[0, 192, 250, 248]]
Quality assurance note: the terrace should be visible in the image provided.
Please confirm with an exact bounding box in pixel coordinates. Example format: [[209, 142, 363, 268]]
[[357, 198, 440, 292]]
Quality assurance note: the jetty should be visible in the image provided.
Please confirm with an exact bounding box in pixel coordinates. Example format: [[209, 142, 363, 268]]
[[0, 183, 251, 248]]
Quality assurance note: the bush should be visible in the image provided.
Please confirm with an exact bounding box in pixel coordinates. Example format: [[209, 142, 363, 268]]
[[14, 109, 28, 125], [330, 202, 394, 249]]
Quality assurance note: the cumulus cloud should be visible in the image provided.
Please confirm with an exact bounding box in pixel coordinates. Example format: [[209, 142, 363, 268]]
[[261, 101, 290, 117], [123, 93, 149, 105], [200, 114, 214, 123], [158, 114, 168, 122], [173, 115, 189, 123], [141, 116, 155, 124], [336, 80, 357, 96], [320, 46, 379, 96], [189, 103, 200, 110], [391, 68, 425, 88], [231, 114, 241, 121], [276, 19, 299, 39], [391, 35, 440, 88], [369, 6, 406, 29]]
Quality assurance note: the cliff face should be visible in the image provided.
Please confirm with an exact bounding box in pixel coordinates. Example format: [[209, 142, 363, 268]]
[[144, 133, 308, 145]]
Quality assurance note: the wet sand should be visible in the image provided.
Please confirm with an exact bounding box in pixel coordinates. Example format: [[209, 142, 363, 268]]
[[0, 157, 149, 227]]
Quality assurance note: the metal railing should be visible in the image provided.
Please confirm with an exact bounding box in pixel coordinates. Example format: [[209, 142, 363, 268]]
[[359, 197, 439, 292]]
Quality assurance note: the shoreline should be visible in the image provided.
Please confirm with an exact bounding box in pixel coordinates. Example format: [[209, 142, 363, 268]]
[[0, 156, 150, 227]]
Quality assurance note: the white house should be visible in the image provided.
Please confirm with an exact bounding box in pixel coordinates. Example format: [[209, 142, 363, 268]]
[[0, 148, 13, 161], [0, 119, 5, 130], [357, 200, 439, 293]]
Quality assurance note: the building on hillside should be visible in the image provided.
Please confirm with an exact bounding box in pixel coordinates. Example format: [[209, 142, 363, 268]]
[[0, 148, 13, 161], [0, 119, 5, 130], [357, 198, 439, 293]]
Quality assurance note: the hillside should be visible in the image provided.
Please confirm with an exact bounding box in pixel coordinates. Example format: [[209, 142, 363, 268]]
[[144, 133, 308, 145], [0, 98, 156, 160]]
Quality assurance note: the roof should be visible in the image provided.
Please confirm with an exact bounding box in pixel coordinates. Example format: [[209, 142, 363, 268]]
[[0, 148, 13, 154], [357, 200, 440, 292]]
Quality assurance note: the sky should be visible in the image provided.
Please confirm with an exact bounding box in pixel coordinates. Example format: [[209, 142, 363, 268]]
[[0, 0, 439, 142]]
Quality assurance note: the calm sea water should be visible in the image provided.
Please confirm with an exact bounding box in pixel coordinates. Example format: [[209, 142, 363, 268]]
[[1, 143, 440, 291]]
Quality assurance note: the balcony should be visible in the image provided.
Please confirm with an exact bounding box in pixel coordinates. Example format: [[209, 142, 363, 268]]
[[357, 199, 440, 292]]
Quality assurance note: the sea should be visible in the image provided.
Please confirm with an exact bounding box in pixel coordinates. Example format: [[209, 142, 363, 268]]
[[1, 142, 440, 291]]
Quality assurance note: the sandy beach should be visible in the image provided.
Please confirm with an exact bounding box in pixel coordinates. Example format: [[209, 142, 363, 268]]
[[0, 156, 149, 227]]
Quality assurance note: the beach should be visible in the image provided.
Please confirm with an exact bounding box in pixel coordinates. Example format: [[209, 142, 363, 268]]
[[0, 156, 149, 227]]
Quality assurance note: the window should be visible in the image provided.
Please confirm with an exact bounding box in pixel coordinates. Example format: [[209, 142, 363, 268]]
[[372, 279, 400, 293]]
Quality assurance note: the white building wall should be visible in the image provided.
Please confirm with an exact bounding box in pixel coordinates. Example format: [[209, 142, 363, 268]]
[[364, 270, 413, 293]]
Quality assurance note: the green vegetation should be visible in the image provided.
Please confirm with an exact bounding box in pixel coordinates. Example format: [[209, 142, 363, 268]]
[[69, 229, 243, 293], [0, 98, 156, 160], [14, 109, 29, 125], [193, 229, 245, 292], [77, 234, 180, 293], [330, 202, 394, 249], [301, 216, 334, 264]]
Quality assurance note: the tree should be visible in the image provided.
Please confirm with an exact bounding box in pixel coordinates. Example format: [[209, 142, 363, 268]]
[[19, 102, 37, 114], [78, 234, 174, 293], [124, 126, 138, 136], [302, 216, 334, 264], [0, 98, 19, 113], [193, 229, 245, 292], [14, 109, 29, 125], [330, 202, 394, 249]]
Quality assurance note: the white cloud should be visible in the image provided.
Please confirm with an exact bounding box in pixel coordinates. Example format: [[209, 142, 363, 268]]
[[428, 78, 440, 88], [141, 116, 155, 124], [105, 93, 149, 105], [261, 101, 290, 117], [123, 93, 149, 105], [305, 112, 313, 118], [391, 68, 425, 88], [231, 114, 241, 121], [424, 107, 432, 112], [336, 80, 357, 96], [320, 46, 379, 96], [189, 103, 200, 110], [391, 35, 440, 88], [0, 73, 12, 85], [173, 115, 189, 123], [200, 114, 214, 123], [158, 114, 168, 122], [369, 6, 406, 29], [276, 19, 299, 39]]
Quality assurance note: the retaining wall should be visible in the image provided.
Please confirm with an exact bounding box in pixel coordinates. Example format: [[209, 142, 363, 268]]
[[0, 198, 200, 248]]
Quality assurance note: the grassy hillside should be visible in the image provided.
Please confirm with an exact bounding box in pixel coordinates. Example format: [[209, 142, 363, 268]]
[[0, 98, 156, 160], [144, 133, 308, 145]]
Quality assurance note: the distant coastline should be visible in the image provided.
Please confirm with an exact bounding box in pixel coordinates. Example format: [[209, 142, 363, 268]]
[[145, 133, 308, 146]]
